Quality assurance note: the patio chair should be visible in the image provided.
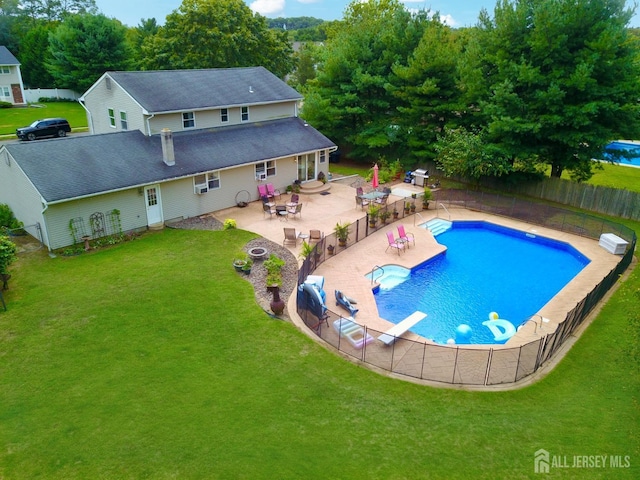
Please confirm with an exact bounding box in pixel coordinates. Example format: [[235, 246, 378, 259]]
[[356, 186, 364, 196], [287, 203, 303, 219], [261, 194, 274, 207], [375, 194, 388, 205], [355, 195, 370, 210], [290, 193, 300, 204], [309, 229, 324, 244], [263, 203, 276, 219], [385, 231, 405, 255], [283, 227, 298, 246], [397, 224, 415, 248], [258, 184, 270, 200], [266, 183, 281, 200]]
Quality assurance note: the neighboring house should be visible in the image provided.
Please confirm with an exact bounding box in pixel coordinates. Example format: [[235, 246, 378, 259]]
[[0, 66, 336, 250], [0, 46, 26, 105]]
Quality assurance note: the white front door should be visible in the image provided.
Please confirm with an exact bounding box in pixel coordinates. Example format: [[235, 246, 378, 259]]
[[144, 185, 163, 225]]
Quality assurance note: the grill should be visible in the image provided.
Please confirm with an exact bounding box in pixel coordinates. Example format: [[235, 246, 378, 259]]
[[412, 168, 429, 187]]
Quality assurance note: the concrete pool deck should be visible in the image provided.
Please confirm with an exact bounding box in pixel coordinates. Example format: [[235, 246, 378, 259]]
[[211, 179, 628, 387]]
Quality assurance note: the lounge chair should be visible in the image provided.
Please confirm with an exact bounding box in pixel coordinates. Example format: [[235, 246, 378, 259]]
[[333, 318, 374, 350], [309, 229, 324, 244], [263, 203, 276, 219], [385, 231, 405, 255], [378, 311, 427, 345], [283, 227, 298, 246], [397, 225, 415, 248], [266, 183, 281, 200]]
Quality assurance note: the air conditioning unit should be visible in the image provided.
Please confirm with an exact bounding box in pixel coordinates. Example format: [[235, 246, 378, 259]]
[[256, 173, 267, 181], [196, 186, 207, 194]]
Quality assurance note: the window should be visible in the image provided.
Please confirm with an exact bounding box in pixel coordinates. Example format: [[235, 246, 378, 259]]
[[221, 108, 229, 123], [0, 66, 9, 74], [319, 150, 326, 163], [120, 111, 128, 130], [108, 108, 116, 128], [255, 160, 275, 179], [193, 171, 221, 193], [0, 86, 9, 98], [241, 106, 249, 122], [183, 112, 195, 129]]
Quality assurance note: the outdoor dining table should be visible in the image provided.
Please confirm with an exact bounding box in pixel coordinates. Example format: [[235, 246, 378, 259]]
[[359, 191, 387, 200]]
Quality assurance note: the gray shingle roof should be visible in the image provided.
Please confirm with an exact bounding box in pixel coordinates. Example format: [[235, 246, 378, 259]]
[[5, 117, 335, 203], [107, 67, 303, 113], [0, 46, 20, 65]]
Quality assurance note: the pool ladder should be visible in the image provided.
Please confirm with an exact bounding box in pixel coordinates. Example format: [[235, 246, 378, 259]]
[[371, 265, 385, 285]]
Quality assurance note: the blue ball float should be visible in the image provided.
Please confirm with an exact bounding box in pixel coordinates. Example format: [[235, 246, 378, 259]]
[[456, 324, 472, 339]]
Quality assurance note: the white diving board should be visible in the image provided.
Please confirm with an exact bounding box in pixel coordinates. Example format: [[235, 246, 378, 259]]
[[378, 311, 427, 346]]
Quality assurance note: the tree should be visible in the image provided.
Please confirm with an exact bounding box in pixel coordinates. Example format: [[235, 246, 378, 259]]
[[390, 17, 463, 163], [127, 18, 159, 69], [287, 42, 319, 91], [18, 22, 56, 87], [462, 0, 640, 180], [47, 13, 131, 92], [139, 0, 294, 78], [302, 0, 432, 162], [18, 0, 97, 21]]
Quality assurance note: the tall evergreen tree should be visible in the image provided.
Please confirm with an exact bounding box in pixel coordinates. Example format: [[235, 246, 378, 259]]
[[47, 13, 131, 92], [461, 0, 640, 180]]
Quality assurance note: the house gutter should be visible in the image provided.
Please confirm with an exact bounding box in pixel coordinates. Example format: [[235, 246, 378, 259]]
[[40, 198, 52, 251], [145, 113, 155, 136]]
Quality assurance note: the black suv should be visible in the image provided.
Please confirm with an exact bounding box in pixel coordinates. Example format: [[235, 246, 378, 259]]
[[16, 118, 71, 141]]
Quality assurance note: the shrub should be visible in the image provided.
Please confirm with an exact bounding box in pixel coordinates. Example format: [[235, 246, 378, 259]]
[[223, 219, 237, 230], [263, 254, 285, 286], [0, 204, 22, 230], [0, 235, 17, 275], [0, 101, 12, 109]]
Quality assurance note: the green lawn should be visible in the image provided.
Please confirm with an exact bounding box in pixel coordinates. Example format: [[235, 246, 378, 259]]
[[0, 226, 637, 479], [0, 102, 88, 136]]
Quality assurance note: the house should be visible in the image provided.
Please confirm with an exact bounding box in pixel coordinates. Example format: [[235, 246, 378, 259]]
[[0, 67, 336, 250], [0, 46, 26, 105]]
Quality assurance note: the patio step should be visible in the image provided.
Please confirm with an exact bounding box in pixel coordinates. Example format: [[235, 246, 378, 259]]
[[425, 218, 452, 236], [300, 180, 331, 195]]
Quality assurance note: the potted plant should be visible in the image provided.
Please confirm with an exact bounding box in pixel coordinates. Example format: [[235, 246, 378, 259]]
[[422, 187, 433, 209], [327, 244, 335, 255], [334, 221, 350, 247], [233, 252, 248, 272], [410, 202, 416, 213], [241, 258, 253, 275], [367, 204, 380, 228], [404, 201, 411, 214], [380, 209, 392, 224], [299, 240, 314, 260], [393, 208, 399, 220]]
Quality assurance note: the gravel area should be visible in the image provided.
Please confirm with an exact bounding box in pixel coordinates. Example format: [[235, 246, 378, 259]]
[[167, 215, 299, 319]]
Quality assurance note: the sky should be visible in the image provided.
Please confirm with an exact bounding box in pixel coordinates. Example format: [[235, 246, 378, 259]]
[[92, 0, 640, 30]]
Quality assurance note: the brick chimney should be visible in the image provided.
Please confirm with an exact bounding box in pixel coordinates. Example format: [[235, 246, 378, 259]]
[[161, 128, 175, 166]]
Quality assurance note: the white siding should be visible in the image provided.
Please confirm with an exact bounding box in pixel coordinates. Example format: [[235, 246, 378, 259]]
[[147, 101, 299, 134], [83, 78, 146, 134]]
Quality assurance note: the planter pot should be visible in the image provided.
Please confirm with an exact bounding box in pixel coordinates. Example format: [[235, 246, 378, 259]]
[[327, 246, 335, 255], [338, 239, 347, 247], [393, 212, 399, 219], [242, 267, 251, 275], [267, 285, 285, 315], [369, 221, 377, 229], [233, 260, 246, 272]]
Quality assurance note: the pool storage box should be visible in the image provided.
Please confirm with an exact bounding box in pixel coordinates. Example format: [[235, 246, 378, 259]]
[[598, 233, 628, 255]]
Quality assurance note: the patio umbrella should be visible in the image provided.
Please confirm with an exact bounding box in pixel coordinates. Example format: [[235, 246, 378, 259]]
[[372, 163, 379, 189]]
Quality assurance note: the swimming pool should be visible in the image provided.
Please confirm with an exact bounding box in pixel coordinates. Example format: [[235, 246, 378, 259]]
[[603, 141, 640, 167], [367, 221, 591, 345]]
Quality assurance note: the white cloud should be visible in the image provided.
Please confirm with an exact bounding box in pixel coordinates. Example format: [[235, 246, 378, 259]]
[[440, 14, 456, 27], [249, 0, 285, 16], [297, 0, 321, 4]]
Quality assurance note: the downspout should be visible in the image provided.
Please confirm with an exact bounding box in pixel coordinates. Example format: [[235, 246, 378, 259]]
[[145, 113, 155, 136], [78, 98, 93, 134], [40, 198, 52, 251]]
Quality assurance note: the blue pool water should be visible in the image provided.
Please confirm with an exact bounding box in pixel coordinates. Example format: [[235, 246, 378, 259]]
[[603, 142, 640, 167], [369, 222, 590, 345]]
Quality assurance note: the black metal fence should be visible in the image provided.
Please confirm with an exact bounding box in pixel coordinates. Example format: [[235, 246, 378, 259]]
[[296, 189, 636, 386]]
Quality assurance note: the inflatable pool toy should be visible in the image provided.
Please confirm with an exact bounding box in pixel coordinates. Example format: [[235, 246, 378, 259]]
[[446, 338, 456, 345], [482, 312, 516, 342], [335, 290, 359, 317], [333, 317, 374, 349], [455, 324, 472, 344]]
